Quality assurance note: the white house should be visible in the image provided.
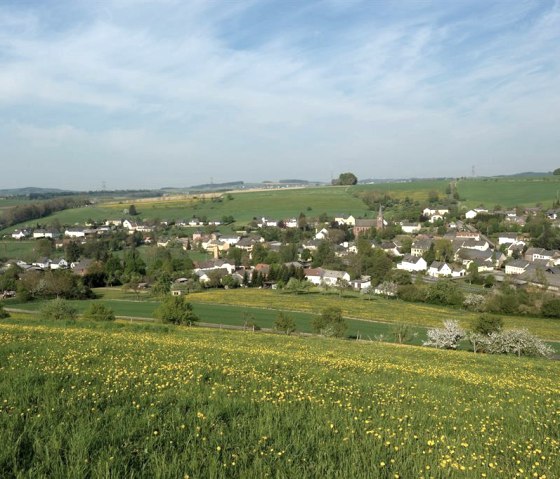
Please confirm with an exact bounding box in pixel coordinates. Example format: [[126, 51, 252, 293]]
[[50, 258, 69, 270], [304, 268, 350, 286], [505, 259, 531, 275], [11, 229, 31, 240], [400, 222, 421, 234], [423, 208, 449, 217], [350, 276, 371, 291], [498, 233, 519, 245], [397, 255, 427, 272], [427, 261, 465, 278], [465, 208, 488, 219], [334, 214, 356, 226], [315, 228, 329, 240], [284, 218, 298, 228], [64, 228, 86, 239]]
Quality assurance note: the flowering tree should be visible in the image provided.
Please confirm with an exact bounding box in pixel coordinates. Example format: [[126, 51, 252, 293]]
[[485, 329, 554, 357], [423, 320, 465, 349]]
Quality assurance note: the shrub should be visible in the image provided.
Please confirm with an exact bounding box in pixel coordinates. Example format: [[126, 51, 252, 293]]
[[84, 303, 116, 322], [274, 312, 296, 335], [0, 304, 10, 319], [463, 293, 486, 312], [425, 281, 464, 307], [541, 298, 560, 318], [40, 298, 78, 322], [312, 307, 347, 338], [155, 295, 199, 326]]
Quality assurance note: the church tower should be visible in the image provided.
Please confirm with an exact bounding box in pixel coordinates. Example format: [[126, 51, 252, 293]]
[[376, 205, 384, 230]]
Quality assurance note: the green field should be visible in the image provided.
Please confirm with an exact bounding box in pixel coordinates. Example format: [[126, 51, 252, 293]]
[[0, 241, 45, 263], [457, 176, 560, 208], [0, 319, 558, 477]]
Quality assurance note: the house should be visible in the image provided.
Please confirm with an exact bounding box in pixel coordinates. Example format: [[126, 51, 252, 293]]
[[257, 217, 278, 228], [32, 258, 52, 269], [524, 247, 555, 262], [105, 219, 123, 227], [334, 214, 356, 227], [71, 259, 94, 276], [498, 232, 519, 245], [506, 241, 525, 257], [505, 259, 531, 275], [33, 229, 58, 239], [380, 241, 402, 257], [188, 218, 205, 227], [50, 258, 69, 270], [65, 228, 86, 239], [457, 249, 505, 269], [353, 219, 377, 237], [427, 261, 465, 278], [455, 231, 481, 241], [465, 208, 488, 219], [315, 228, 329, 240], [12, 229, 31, 240], [194, 259, 236, 275], [284, 218, 299, 228], [411, 238, 433, 257], [303, 268, 350, 286], [397, 255, 427, 272], [195, 268, 229, 285], [349, 276, 372, 291], [400, 222, 421, 234], [423, 208, 449, 217]]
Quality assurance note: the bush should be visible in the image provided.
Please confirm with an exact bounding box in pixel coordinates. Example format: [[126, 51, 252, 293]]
[[485, 329, 554, 358], [397, 284, 425, 302], [40, 298, 78, 322], [83, 303, 116, 322], [0, 304, 10, 319], [541, 298, 560, 318], [274, 312, 296, 335], [425, 281, 464, 307], [155, 295, 199, 326], [312, 307, 347, 338]]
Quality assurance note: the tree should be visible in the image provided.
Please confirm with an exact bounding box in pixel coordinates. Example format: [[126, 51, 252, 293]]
[[312, 307, 347, 337], [274, 312, 296, 335], [485, 329, 553, 357], [128, 204, 138, 216], [155, 296, 198, 325], [553, 168, 560, 175], [391, 322, 413, 344], [333, 172, 358, 186], [472, 314, 503, 335], [40, 298, 78, 322], [423, 320, 465, 349], [84, 303, 116, 322], [541, 298, 560, 318]]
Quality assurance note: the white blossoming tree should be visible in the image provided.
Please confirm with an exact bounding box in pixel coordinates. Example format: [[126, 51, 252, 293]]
[[423, 320, 465, 350]]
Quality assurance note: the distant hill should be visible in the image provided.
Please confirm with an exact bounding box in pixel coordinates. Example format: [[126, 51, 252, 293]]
[[495, 171, 552, 178], [0, 187, 71, 197]]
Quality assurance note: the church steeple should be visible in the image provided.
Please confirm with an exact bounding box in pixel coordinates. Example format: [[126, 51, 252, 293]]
[[376, 205, 384, 230]]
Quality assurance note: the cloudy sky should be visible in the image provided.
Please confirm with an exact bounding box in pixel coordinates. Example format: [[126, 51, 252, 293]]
[[1, 0, 559, 190]]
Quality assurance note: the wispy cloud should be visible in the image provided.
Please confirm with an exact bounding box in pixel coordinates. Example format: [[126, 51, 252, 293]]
[[0, 0, 559, 188]]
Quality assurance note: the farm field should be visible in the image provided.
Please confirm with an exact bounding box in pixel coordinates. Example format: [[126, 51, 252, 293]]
[[0, 319, 558, 478], [353, 179, 450, 201], [457, 176, 560, 208], [0, 240, 49, 263], [4, 295, 428, 344]]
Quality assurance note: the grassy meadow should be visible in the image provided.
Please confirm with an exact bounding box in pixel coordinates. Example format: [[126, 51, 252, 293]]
[[0, 319, 558, 478], [457, 176, 560, 208]]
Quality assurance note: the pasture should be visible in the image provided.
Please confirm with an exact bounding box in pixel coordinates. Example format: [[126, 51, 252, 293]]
[[0, 319, 558, 478], [457, 176, 560, 208]]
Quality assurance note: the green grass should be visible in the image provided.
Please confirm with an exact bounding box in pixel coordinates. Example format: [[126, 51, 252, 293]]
[[354, 179, 450, 201], [0, 319, 558, 478], [0, 241, 42, 262], [457, 176, 560, 208]]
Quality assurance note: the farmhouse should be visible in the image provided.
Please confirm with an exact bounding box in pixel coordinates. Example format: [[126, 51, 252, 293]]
[[498, 232, 519, 245], [411, 238, 433, 257], [400, 221, 421, 234], [427, 261, 465, 278], [64, 228, 86, 239], [304, 268, 350, 286], [334, 214, 356, 226]]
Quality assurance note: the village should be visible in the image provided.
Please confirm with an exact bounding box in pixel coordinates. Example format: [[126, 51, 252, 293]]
[[4, 200, 560, 301]]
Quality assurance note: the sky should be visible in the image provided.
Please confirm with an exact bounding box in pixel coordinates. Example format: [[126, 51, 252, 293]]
[[1, 0, 559, 190]]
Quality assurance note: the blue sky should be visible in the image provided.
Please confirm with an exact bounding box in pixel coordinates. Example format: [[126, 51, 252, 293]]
[[1, 0, 559, 189]]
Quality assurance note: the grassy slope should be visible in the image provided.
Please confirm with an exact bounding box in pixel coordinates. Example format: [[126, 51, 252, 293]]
[[0, 320, 558, 478]]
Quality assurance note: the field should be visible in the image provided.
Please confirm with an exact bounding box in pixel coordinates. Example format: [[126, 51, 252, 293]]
[[0, 241, 47, 263], [457, 176, 560, 208], [0, 319, 558, 478]]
